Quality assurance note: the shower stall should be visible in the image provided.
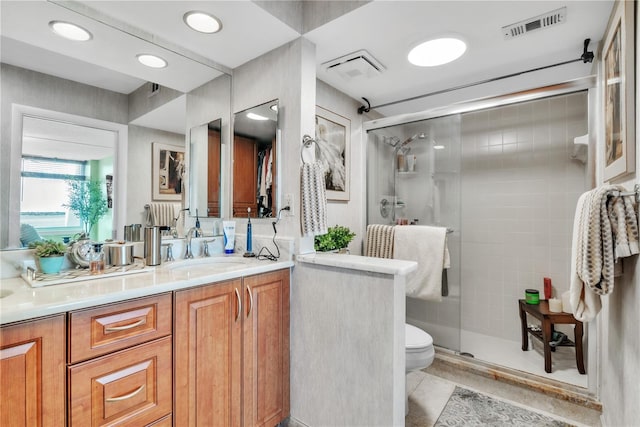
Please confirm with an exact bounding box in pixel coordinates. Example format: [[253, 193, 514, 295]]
[[366, 87, 590, 386]]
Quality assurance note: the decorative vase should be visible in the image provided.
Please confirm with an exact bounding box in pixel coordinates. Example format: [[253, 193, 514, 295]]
[[39, 256, 64, 274]]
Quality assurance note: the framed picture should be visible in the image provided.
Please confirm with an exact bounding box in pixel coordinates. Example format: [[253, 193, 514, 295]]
[[152, 142, 185, 201], [315, 106, 351, 201], [602, 0, 635, 182]]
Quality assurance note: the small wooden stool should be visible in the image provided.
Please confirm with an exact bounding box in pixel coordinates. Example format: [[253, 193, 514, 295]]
[[518, 299, 585, 374]]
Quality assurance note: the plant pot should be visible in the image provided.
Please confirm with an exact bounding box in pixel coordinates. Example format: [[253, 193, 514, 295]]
[[39, 256, 64, 274]]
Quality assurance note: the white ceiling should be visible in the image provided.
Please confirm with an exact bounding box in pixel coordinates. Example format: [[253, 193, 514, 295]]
[[1, 0, 615, 126]]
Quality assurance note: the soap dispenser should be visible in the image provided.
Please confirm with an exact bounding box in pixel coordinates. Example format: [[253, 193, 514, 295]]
[[244, 208, 256, 258]]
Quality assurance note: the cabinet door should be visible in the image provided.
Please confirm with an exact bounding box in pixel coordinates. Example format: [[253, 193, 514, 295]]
[[232, 135, 257, 217], [174, 279, 243, 427], [68, 336, 172, 426], [243, 269, 290, 427], [0, 315, 66, 426]]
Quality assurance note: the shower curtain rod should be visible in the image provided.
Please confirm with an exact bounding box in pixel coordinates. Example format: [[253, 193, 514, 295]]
[[357, 38, 594, 114]]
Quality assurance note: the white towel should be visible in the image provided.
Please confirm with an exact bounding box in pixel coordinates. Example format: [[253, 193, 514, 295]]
[[150, 202, 177, 228], [394, 225, 448, 302], [365, 224, 395, 258], [300, 162, 328, 237], [570, 192, 601, 322]]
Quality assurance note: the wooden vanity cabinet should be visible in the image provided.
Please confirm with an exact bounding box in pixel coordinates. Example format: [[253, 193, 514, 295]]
[[0, 315, 66, 426], [67, 293, 173, 426], [174, 269, 290, 427]]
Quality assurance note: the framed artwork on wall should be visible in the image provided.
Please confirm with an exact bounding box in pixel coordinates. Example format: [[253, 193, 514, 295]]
[[315, 106, 351, 201], [602, 0, 635, 182], [152, 142, 185, 201]]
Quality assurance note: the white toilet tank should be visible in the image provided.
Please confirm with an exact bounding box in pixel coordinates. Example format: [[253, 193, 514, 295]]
[[405, 323, 435, 372]]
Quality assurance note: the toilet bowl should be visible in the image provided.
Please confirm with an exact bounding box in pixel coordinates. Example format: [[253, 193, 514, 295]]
[[405, 323, 434, 415], [405, 323, 434, 373]]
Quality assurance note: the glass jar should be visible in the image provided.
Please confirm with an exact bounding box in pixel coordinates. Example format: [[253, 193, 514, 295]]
[[89, 243, 105, 275]]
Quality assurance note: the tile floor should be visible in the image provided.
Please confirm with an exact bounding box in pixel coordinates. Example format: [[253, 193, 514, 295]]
[[406, 359, 602, 427]]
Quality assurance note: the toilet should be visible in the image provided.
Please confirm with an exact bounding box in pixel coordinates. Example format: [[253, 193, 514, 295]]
[[405, 323, 434, 414]]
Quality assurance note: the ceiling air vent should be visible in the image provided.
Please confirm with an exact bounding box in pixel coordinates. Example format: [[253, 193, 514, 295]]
[[323, 50, 385, 81], [502, 7, 566, 39]]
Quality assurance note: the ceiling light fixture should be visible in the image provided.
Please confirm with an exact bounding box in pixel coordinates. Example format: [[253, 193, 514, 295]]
[[183, 11, 222, 34], [136, 54, 168, 69], [408, 37, 467, 67], [247, 112, 268, 121], [49, 20, 92, 41]]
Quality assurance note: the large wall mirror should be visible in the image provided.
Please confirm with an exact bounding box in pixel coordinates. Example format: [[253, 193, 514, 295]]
[[233, 100, 279, 218], [189, 119, 222, 218], [1, 1, 230, 248]]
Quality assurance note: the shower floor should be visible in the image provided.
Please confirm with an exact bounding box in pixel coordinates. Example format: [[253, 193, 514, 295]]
[[459, 329, 587, 388]]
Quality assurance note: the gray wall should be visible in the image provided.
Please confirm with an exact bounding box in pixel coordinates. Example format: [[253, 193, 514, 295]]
[[0, 64, 128, 247]]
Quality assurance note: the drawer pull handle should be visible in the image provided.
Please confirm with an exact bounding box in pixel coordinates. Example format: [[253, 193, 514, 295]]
[[105, 318, 146, 332], [247, 286, 253, 318], [105, 384, 145, 402], [235, 288, 242, 323]]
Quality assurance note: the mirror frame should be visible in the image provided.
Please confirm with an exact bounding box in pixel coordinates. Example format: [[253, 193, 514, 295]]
[[7, 104, 128, 248]]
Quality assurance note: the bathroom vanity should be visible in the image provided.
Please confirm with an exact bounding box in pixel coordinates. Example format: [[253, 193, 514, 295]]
[[0, 256, 292, 426]]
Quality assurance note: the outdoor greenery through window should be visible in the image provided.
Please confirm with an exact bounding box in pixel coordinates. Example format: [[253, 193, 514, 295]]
[[20, 155, 88, 233]]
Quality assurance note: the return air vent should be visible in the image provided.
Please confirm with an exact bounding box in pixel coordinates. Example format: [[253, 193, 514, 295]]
[[502, 7, 566, 39], [323, 49, 385, 81]]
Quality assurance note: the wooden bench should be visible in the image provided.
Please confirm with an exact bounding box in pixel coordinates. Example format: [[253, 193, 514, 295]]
[[518, 299, 585, 374]]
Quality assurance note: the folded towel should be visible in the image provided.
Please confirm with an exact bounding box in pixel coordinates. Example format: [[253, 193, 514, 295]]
[[150, 202, 177, 228], [365, 224, 395, 258], [300, 162, 328, 237], [570, 186, 639, 321], [394, 225, 448, 302]]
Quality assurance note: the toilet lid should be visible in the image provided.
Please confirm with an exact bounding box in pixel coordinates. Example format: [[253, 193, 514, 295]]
[[405, 323, 433, 349]]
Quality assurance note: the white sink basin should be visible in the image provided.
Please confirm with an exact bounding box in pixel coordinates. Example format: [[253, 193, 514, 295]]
[[166, 257, 251, 276]]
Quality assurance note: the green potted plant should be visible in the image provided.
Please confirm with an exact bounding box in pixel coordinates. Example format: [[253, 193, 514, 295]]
[[64, 180, 109, 238], [314, 225, 356, 253], [30, 240, 68, 274]]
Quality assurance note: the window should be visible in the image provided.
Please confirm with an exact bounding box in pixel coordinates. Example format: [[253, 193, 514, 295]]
[[20, 155, 88, 233]]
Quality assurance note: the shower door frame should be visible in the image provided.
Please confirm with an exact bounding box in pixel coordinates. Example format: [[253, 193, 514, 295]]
[[362, 75, 598, 395]]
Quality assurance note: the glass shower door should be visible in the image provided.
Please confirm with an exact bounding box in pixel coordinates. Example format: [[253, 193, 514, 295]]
[[366, 115, 462, 351]]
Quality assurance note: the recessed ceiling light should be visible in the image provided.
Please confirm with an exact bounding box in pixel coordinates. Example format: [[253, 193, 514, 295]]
[[408, 37, 467, 67], [49, 20, 92, 41], [136, 54, 168, 69], [247, 112, 268, 121], [433, 145, 446, 150], [183, 11, 222, 34]]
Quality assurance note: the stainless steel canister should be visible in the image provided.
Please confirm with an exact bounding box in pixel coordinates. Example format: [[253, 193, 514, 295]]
[[105, 243, 134, 266], [144, 226, 162, 266], [131, 224, 141, 241]]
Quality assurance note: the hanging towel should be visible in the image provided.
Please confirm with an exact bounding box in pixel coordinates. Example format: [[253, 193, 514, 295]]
[[300, 162, 328, 237], [570, 186, 639, 321], [365, 224, 395, 258], [394, 225, 449, 302], [149, 202, 178, 228]]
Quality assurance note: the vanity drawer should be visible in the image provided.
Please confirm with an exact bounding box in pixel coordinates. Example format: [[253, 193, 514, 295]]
[[69, 293, 172, 363], [68, 336, 172, 427]]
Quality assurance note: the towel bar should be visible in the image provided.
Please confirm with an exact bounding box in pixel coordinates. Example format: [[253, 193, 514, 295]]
[[617, 184, 640, 204], [301, 134, 318, 164]]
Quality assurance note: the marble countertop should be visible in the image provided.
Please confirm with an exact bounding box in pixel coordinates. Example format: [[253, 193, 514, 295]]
[[0, 255, 294, 325], [296, 253, 417, 275]]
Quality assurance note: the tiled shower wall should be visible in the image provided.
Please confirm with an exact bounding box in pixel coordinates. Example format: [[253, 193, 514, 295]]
[[460, 92, 588, 342]]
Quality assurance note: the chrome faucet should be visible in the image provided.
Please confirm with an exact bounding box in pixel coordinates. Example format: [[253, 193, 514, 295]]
[[184, 227, 197, 259], [203, 239, 217, 257]]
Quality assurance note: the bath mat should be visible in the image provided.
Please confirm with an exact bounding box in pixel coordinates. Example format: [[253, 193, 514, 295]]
[[434, 386, 575, 427]]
